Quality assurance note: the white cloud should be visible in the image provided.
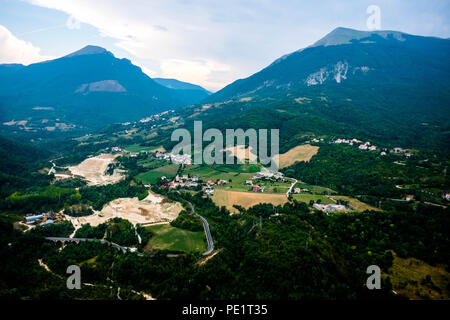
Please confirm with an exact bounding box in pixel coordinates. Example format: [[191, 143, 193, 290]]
[[0, 24, 54, 65], [160, 59, 230, 91], [66, 15, 81, 30], [140, 65, 157, 78], [20, 0, 450, 90], [23, 0, 310, 91]]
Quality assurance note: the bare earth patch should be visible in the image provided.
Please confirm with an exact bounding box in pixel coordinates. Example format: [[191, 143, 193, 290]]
[[196, 248, 223, 266], [64, 191, 183, 230], [279, 144, 319, 168], [150, 146, 166, 153], [67, 153, 125, 186]]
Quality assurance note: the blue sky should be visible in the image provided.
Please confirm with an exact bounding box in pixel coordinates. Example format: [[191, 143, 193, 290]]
[[0, 0, 449, 91]]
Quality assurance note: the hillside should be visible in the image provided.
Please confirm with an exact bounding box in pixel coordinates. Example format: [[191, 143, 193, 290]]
[[153, 78, 211, 106], [0, 46, 207, 133], [199, 28, 450, 150]]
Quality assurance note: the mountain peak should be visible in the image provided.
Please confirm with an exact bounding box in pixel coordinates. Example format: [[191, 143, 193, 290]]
[[311, 27, 407, 47], [65, 45, 110, 58]]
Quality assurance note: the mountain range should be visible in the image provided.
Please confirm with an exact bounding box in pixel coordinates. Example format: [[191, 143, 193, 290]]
[[1, 28, 449, 150], [195, 27, 450, 150], [0, 45, 210, 131]]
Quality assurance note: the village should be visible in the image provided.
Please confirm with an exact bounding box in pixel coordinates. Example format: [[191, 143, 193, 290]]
[[331, 137, 413, 157]]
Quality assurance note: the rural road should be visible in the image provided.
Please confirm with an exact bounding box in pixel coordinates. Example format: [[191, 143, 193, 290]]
[[286, 178, 298, 198], [188, 202, 214, 256]]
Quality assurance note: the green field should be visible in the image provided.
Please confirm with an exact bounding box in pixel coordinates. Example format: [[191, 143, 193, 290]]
[[137, 157, 167, 169], [292, 194, 334, 204], [182, 164, 292, 192], [294, 182, 336, 195], [137, 164, 179, 184], [256, 180, 292, 193], [125, 144, 162, 152], [145, 224, 207, 253]]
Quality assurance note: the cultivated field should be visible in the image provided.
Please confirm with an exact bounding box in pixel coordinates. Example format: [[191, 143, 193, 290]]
[[144, 224, 207, 253], [183, 164, 260, 191], [212, 189, 288, 213], [292, 194, 334, 204], [64, 191, 183, 233], [279, 144, 319, 168], [67, 153, 125, 186], [295, 182, 336, 194], [125, 144, 165, 153]]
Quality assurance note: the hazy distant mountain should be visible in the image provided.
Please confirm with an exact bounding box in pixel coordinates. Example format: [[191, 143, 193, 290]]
[[0, 45, 204, 131], [153, 78, 211, 105]]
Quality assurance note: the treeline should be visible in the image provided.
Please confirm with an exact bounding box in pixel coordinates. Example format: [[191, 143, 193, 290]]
[[170, 210, 203, 231], [79, 179, 148, 211], [1, 187, 448, 300], [2, 178, 148, 215], [4, 186, 80, 213], [0, 135, 53, 199], [282, 144, 449, 197], [105, 218, 138, 246], [64, 204, 93, 217], [74, 223, 106, 239]]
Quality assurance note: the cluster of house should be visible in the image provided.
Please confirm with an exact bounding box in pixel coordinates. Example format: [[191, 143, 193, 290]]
[[293, 187, 309, 194], [202, 179, 229, 195], [312, 203, 350, 213], [203, 187, 215, 195], [24, 212, 60, 226], [333, 138, 414, 157], [244, 180, 264, 192], [243, 171, 285, 192], [334, 138, 378, 151], [391, 147, 412, 157], [164, 174, 200, 189], [138, 110, 173, 124], [253, 171, 284, 181], [155, 151, 192, 165]]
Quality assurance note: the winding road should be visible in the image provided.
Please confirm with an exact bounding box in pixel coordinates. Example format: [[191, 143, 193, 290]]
[[188, 202, 214, 256], [286, 178, 298, 198]]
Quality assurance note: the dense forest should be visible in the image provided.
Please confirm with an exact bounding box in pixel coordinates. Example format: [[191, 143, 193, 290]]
[[2, 189, 447, 300], [282, 144, 449, 200]]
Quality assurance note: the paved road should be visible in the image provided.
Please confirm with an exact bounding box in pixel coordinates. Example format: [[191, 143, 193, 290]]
[[188, 202, 214, 256]]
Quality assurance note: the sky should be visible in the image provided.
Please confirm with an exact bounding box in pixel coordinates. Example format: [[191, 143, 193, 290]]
[[0, 0, 449, 91]]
